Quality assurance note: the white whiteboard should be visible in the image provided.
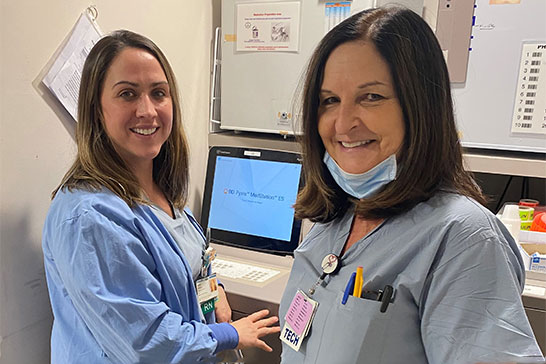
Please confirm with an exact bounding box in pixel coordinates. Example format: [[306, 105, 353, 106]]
[[453, 0, 546, 153]]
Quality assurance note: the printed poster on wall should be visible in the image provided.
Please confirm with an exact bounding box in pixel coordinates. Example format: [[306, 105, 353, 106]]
[[236, 1, 301, 52]]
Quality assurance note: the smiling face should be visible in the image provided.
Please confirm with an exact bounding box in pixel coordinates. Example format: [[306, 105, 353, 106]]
[[100, 47, 173, 175], [318, 41, 405, 174]]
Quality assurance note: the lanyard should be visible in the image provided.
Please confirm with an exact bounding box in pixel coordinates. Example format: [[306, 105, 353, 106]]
[[282, 247, 345, 351], [183, 210, 215, 277], [308, 213, 389, 296], [184, 209, 207, 244]]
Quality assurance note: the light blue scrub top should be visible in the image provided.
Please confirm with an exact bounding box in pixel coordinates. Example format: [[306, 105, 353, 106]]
[[149, 205, 205, 280], [42, 188, 237, 364], [280, 192, 544, 364]]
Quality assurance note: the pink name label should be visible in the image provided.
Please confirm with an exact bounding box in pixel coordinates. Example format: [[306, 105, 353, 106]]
[[285, 291, 314, 336]]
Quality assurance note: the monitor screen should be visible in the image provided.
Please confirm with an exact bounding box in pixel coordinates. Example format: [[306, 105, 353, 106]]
[[201, 146, 303, 255]]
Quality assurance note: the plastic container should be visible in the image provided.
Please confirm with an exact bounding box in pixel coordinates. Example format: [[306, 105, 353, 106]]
[[519, 199, 540, 208], [531, 212, 546, 232], [519, 206, 534, 221], [502, 204, 520, 220]]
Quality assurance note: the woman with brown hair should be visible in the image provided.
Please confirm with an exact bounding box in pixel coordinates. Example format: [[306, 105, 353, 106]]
[[279, 7, 543, 364], [42, 30, 279, 363]]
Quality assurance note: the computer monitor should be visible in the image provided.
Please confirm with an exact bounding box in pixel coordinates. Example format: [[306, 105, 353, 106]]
[[201, 146, 303, 255]]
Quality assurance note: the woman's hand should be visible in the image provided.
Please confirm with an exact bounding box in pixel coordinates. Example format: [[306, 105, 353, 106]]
[[214, 285, 232, 323], [230, 309, 280, 352]]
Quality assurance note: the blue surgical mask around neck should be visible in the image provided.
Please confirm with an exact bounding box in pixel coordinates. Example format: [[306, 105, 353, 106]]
[[323, 152, 397, 199]]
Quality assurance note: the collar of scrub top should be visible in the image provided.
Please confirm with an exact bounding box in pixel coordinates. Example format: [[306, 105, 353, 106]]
[[307, 214, 359, 296], [144, 198, 213, 279], [308, 210, 390, 297]]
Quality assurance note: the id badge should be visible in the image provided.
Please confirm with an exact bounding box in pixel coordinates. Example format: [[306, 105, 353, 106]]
[[196, 273, 219, 304], [280, 290, 318, 351], [201, 246, 217, 277]]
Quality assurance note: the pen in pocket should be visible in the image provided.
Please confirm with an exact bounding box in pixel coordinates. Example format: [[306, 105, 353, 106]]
[[341, 266, 395, 312], [341, 272, 356, 305], [353, 266, 363, 298]]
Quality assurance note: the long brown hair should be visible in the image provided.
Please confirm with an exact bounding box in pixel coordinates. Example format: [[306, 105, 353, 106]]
[[295, 7, 485, 222], [52, 30, 189, 209]]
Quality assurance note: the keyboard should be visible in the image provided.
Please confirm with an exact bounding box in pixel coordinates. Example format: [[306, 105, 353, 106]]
[[212, 258, 281, 283]]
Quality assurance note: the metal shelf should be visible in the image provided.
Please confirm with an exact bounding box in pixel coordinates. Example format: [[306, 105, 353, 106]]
[[463, 149, 546, 178], [208, 132, 300, 153]]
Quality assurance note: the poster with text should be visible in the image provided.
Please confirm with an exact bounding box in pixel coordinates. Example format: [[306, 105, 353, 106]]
[[236, 1, 301, 52]]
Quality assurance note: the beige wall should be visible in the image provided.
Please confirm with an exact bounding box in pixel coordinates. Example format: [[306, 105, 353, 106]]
[[0, 1, 213, 362]]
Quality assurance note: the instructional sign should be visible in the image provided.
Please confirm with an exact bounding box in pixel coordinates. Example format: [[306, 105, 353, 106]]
[[236, 1, 301, 52]]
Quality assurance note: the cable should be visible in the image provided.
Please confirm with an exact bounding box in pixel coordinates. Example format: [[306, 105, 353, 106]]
[[495, 175, 513, 213], [523, 176, 529, 199]]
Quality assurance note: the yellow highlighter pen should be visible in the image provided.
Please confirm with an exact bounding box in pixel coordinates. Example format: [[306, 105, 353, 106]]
[[353, 266, 363, 298]]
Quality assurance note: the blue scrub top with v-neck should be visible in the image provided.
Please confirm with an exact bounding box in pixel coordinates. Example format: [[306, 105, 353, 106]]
[[280, 192, 544, 364]]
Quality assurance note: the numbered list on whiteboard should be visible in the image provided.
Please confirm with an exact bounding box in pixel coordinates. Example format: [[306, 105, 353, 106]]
[[511, 43, 546, 135]]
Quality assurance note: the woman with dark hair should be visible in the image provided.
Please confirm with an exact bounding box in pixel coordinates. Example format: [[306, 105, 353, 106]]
[[42, 30, 279, 363], [279, 7, 543, 364]]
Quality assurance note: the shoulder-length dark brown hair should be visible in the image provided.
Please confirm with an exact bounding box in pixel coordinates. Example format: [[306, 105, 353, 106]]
[[294, 7, 485, 222], [52, 30, 189, 209]]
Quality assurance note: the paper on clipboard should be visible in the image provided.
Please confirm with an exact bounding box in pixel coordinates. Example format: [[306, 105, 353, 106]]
[[42, 11, 102, 121]]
